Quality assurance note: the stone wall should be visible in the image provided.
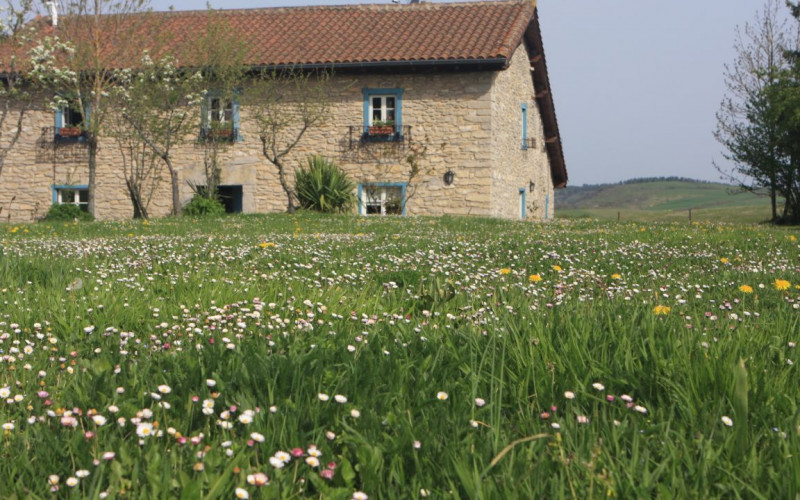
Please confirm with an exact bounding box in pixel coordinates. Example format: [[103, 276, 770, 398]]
[[489, 42, 555, 220], [0, 63, 555, 222]]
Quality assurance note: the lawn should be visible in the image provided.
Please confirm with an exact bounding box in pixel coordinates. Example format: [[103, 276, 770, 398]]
[[0, 214, 799, 498]]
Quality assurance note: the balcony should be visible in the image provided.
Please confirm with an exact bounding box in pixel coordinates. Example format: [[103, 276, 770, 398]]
[[348, 125, 411, 150], [199, 126, 238, 143], [36, 127, 89, 164], [55, 126, 88, 144]]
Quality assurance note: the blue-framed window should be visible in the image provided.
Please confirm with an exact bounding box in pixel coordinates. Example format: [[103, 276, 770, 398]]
[[358, 182, 407, 216], [519, 187, 526, 219], [52, 185, 89, 212], [55, 101, 89, 141], [363, 88, 404, 137], [201, 92, 241, 141], [520, 102, 528, 150]]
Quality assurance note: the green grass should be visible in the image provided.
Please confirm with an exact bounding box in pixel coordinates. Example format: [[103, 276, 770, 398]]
[[0, 214, 799, 498], [557, 180, 776, 223]]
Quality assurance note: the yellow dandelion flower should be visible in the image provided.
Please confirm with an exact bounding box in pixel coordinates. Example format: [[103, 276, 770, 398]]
[[552, 265, 562, 272], [720, 257, 729, 264], [774, 279, 791, 291], [498, 268, 511, 275], [259, 242, 276, 248], [529, 274, 542, 282], [739, 285, 753, 294], [611, 273, 622, 280], [653, 305, 671, 315]]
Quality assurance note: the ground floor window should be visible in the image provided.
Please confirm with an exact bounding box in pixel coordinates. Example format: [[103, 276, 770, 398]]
[[53, 185, 89, 212], [359, 183, 406, 215]]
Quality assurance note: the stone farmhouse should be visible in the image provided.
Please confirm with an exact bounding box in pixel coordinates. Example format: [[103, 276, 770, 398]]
[[0, 0, 567, 222]]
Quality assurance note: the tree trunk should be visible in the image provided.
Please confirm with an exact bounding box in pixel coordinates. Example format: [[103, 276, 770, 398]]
[[770, 186, 778, 221], [126, 179, 148, 219], [170, 168, 181, 216], [88, 139, 98, 217], [275, 159, 296, 213]]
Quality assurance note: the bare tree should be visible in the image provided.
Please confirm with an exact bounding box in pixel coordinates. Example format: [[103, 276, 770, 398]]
[[715, 0, 799, 220], [110, 54, 203, 217], [244, 69, 331, 213]]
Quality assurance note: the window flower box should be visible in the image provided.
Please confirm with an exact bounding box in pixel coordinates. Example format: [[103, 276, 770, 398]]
[[201, 126, 237, 141], [58, 126, 83, 137], [369, 125, 395, 136]]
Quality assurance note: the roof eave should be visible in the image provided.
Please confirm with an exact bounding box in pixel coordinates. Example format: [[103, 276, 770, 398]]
[[250, 58, 509, 72], [524, 7, 567, 189]]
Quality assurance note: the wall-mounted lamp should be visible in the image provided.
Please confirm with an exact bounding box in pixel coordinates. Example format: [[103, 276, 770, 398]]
[[529, 180, 535, 193], [444, 169, 455, 186]]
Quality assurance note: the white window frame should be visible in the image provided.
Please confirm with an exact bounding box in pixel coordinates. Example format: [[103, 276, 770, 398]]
[[60, 104, 83, 128], [360, 183, 406, 216], [55, 187, 89, 211], [207, 96, 233, 125], [369, 95, 396, 125]]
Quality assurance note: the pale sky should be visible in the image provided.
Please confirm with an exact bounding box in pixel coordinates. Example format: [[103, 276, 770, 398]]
[[146, 0, 772, 186]]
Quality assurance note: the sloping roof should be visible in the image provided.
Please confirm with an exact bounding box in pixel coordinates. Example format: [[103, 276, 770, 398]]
[[158, 1, 536, 67], [3, 0, 567, 188]]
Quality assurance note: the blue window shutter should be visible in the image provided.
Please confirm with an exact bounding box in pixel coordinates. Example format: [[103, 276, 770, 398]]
[[233, 97, 241, 141], [357, 183, 363, 215], [201, 96, 209, 131], [395, 91, 403, 132], [519, 187, 526, 219], [84, 103, 91, 127], [55, 106, 63, 134], [361, 90, 370, 134], [521, 103, 528, 150]]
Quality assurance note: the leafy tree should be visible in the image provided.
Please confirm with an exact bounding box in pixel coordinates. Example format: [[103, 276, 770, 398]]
[[715, 0, 796, 221], [0, 0, 38, 180], [759, 64, 800, 222], [28, 0, 150, 217]]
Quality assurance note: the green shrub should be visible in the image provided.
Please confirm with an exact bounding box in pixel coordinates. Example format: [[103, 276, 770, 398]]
[[183, 195, 226, 217], [42, 203, 94, 222], [295, 155, 356, 213]]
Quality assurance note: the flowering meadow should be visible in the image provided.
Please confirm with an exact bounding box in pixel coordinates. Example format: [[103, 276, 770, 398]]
[[0, 214, 799, 498]]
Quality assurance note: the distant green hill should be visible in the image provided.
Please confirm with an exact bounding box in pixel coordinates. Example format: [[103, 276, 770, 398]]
[[555, 178, 775, 223]]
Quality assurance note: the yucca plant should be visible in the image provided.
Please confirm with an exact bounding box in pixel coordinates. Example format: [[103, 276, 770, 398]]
[[295, 155, 356, 213]]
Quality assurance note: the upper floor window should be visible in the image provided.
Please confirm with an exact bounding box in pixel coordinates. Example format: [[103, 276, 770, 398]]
[[61, 105, 83, 128], [201, 93, 240, 142], [208, 96, 233, 125], [362, 88, 403, 140], [55, 102, 88, 140], [370, 95, 396, 126]]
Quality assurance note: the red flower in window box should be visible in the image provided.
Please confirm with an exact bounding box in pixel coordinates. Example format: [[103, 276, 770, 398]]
[[368, 122, 395, 136], [59, 126, 82, 137]]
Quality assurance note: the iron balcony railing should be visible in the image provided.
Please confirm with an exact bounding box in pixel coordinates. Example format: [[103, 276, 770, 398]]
[[199, 127, 238, 142], [348, 125, 411, 149]]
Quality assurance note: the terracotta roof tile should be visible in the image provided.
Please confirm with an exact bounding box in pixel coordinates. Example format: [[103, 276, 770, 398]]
[[9, 1, 535, 69]]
